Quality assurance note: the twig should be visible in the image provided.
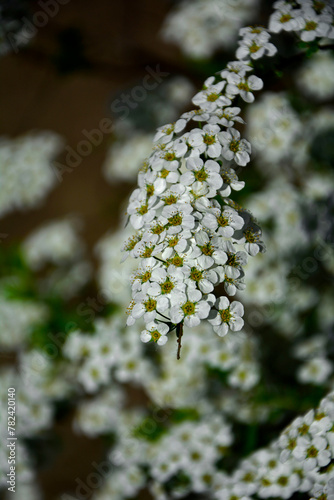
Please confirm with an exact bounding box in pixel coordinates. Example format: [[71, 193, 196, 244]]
[[176, 322, 184, 360]]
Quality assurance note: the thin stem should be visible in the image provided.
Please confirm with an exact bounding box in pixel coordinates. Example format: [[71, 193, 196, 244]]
[[157, 312, 170, 321], [155, 319, 170, 325], [176, 322, 184, 360], [154, 257, 166, 264]]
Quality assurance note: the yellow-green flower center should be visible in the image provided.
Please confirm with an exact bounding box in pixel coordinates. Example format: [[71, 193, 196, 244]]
[[229, 140, 240, 152], [163, 194, 178, 205], [220, 308, 232, 323], [207, 92, 219, 102], [280, 14, 292, 23], [164, 152, 176, 161], [200, 243, 213, 256], [168, 214, 182, 226], [138, 270, 151, 283], [287, 437, 297, 450], [298, 423, 310, 435], [194, 167, 208, 182], [313, 1, 325, 13], [182, 301, 196, 316], [217, 215, 229, 227], [137, 204, 148, 215], [305, 21, 317, 31], [142, 246, 153, 258], [203, 134, 216, 145], [168, 255, 184, 267], [190, 267, 203, 282], [151, 329, 161, 342], [244, 230, 258, 243], [146, 184, 154, 197], [125, 236, 139, 251], [237, 82, 250, 92], [249, 42, 260, 53], [226, 253, 238, 266], [151, 224, 165, 235], [160, 169, 169, 178], [261, 478, 271, 487], [144, 298, 157, 312], [160, 279, 174, 294], [277, 476, 288, 486], [306, 445, 318, 458]]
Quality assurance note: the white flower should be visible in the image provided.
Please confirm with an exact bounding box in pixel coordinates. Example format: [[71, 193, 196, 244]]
[[170, 289, 211, 327], [192, 77, 230, 112], [77, 358, 110, 393], [222, 266, 246, 296], [147, 265, 185, 301], [236, 32, 277, 61], [297, 357, 333, 385], [0, 131, 63, 218], [226, 74, 263, 103], [220, 60, 253, 82], [154, 119, 187, 144], [160, 183, 189, 204], [188, 124, 223, 158], [193, 230, 228, 269], [183, 261, 219, 293], [127, 190, 157, 230], [150, 139, 188, 172], [219, 239, 248, 270], [208, 296, 244, 336], [127, 291, 169, 325], [202, 204, 244, 238], [297, 51, 334, 101], [140, 321, 169, 345], [131, 258, 161, 293], [228, 363, 260, 391], [209, 106, 245, 128], [219, 164, 245, 197], [161, 203, 195, 234], [292, 435, 331, 471], [220, 128, 251, 166], [161, 230, 192, 259], [180, 157, 223, 195], [132, 239, 164, 260], [299, 7, 331, 42], [269, 3, 302, 33]]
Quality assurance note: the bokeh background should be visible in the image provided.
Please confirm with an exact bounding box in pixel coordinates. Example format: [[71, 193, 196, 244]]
[[1, 1, 334, 499]]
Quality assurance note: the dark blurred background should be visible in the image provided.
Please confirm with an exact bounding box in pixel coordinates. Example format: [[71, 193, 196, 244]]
[[0, 0, 190, 252]]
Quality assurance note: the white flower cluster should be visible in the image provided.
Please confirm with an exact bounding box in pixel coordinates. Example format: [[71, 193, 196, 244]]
[[124, 14, 289, 346], [269, 0, 334, 41], [0, 131, 63, 218], [0, 295, 48, 350], [97, 412, 234, 500], [211, 392, 334, 500], [124, 0, 334, 349], [23, 217, 84, 270], [162, 0, 259, 59], [246, 92, 303, 168], [22, 217, 92, 299], [296, 50, 334, 101]]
